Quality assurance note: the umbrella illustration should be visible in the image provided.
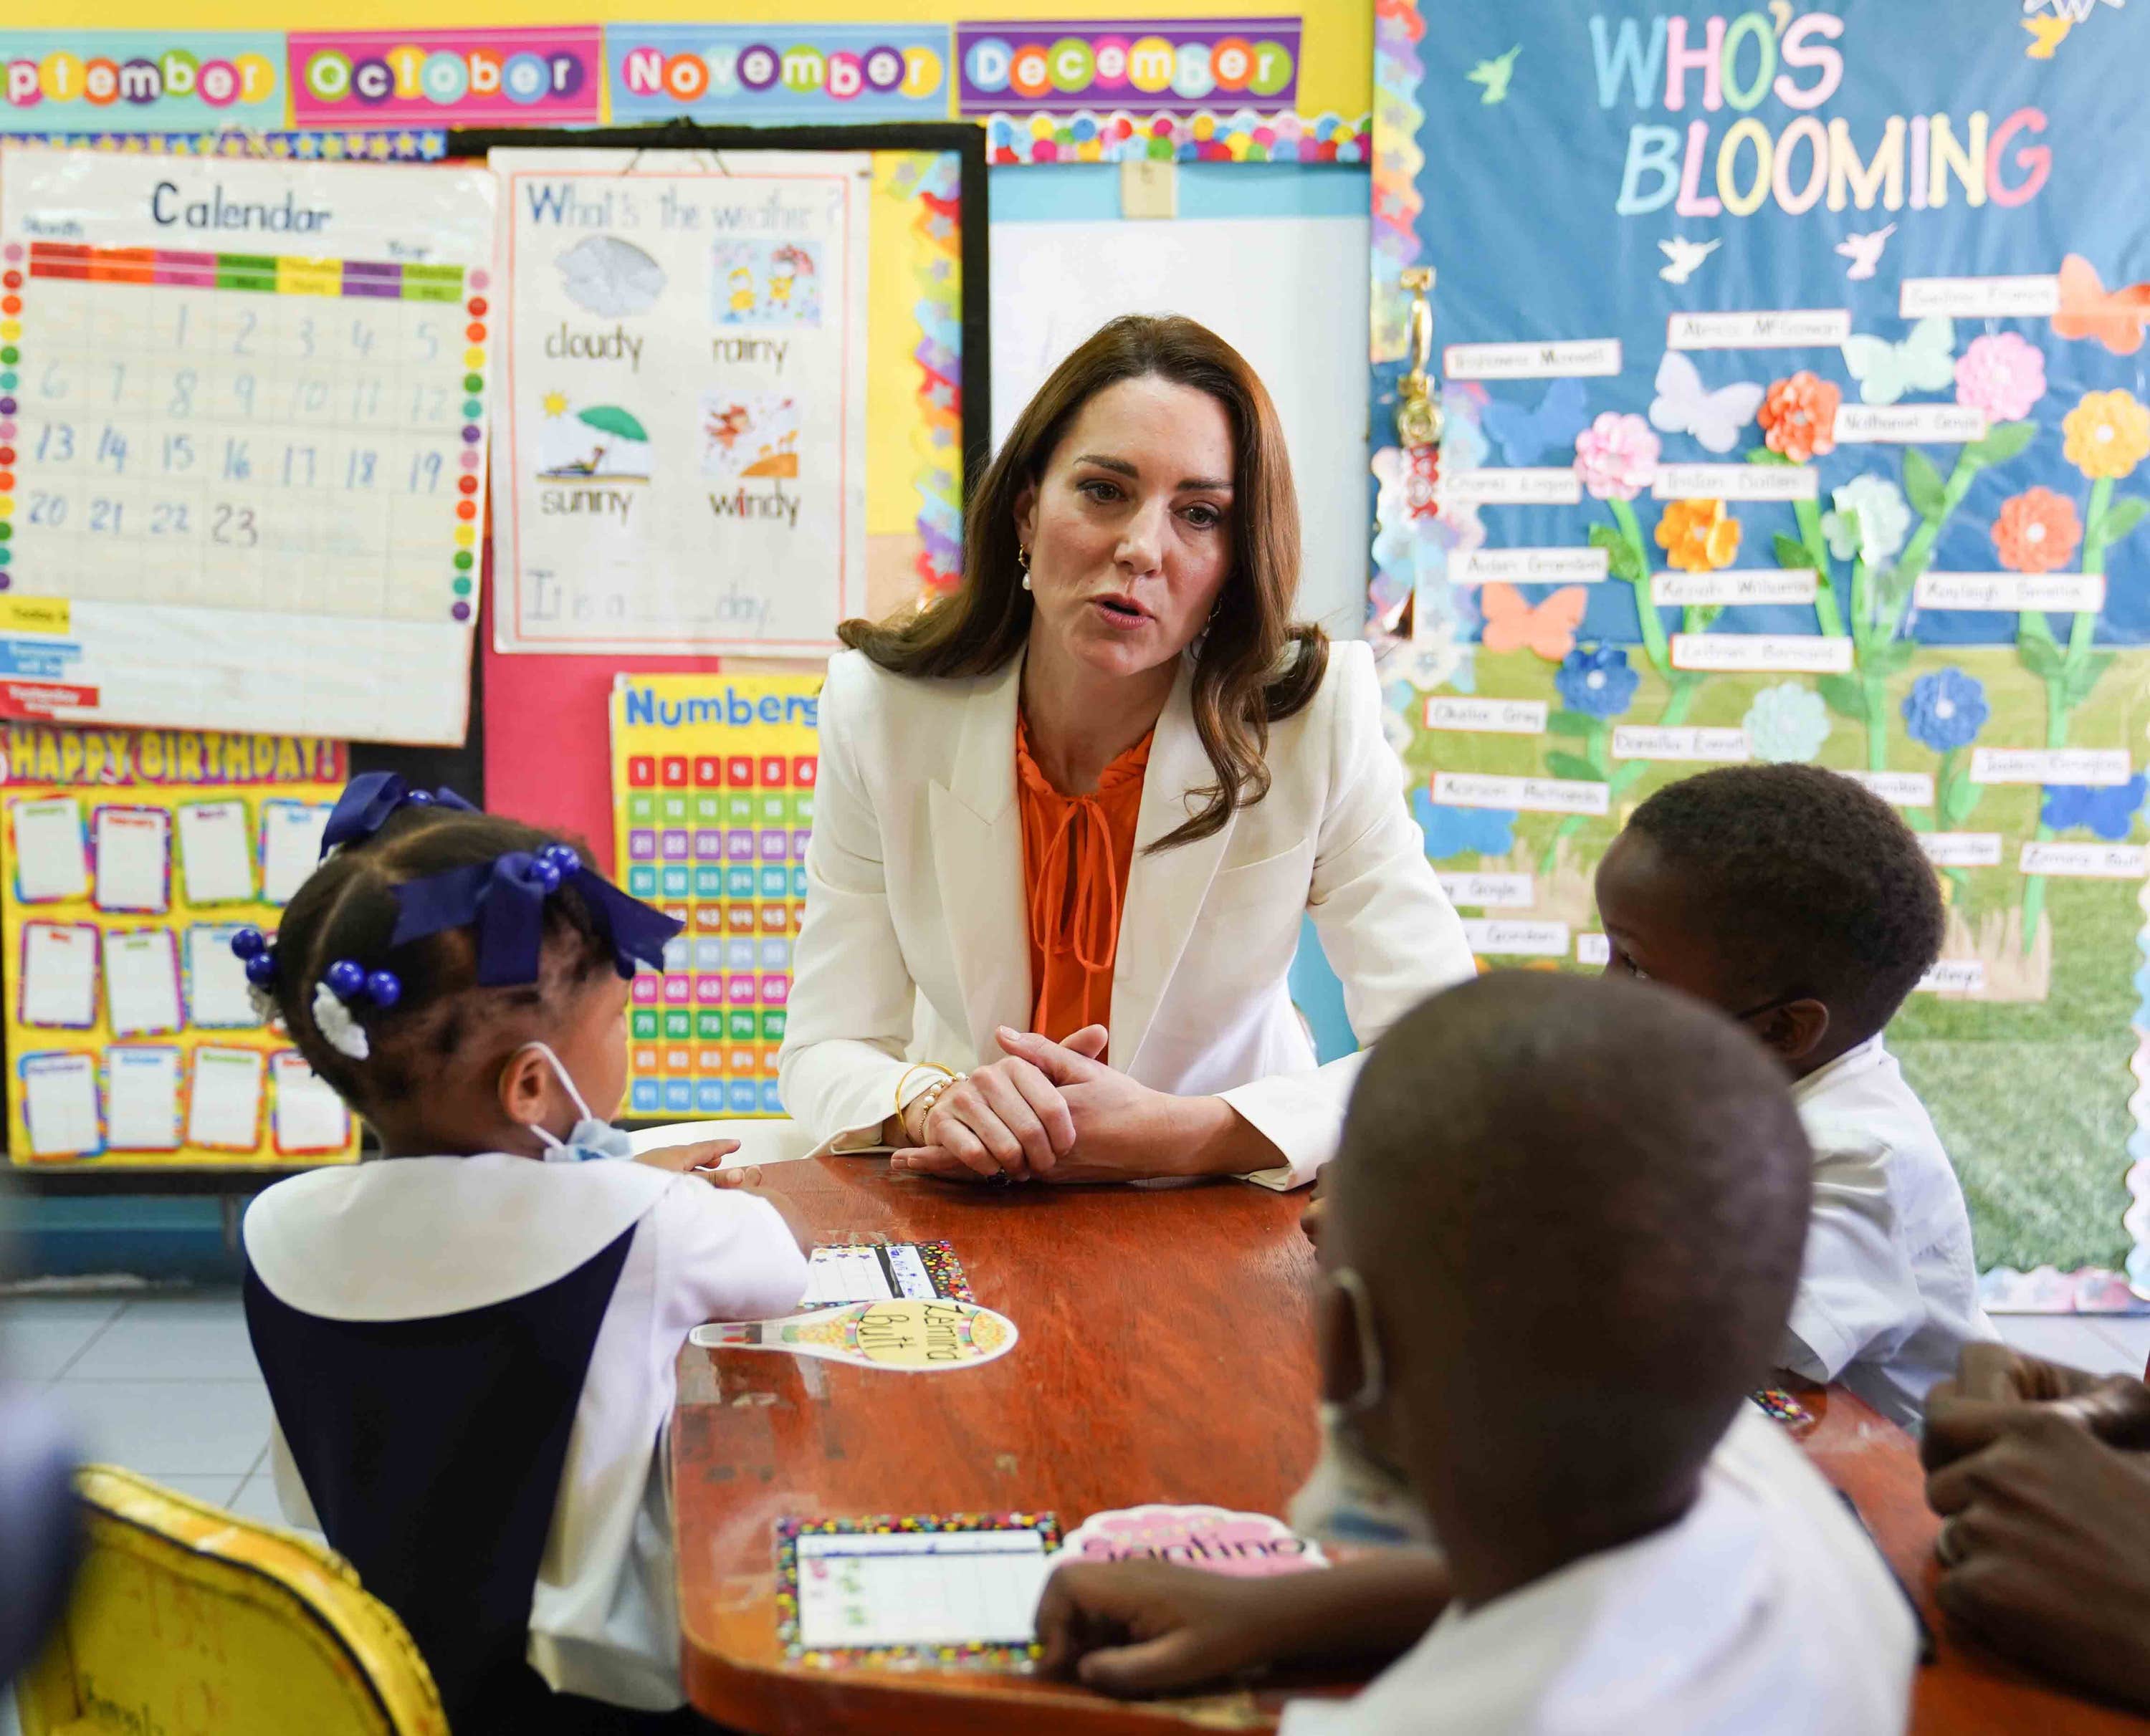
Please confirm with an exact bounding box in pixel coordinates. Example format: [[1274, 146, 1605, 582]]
[[540, 402, 654, 481]]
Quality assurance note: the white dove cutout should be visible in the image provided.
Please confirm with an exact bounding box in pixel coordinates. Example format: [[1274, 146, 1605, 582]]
[[1648, 353, 1765, 454], [1658, 234, 1721, 284], [1835, 224, 1898, 282]]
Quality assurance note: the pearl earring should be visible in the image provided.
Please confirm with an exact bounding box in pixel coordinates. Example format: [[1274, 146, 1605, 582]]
[[1018, 545, 1033, 590]]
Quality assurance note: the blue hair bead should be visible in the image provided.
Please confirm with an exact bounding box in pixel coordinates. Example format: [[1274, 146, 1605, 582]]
[[229, 926, 267, 961], [532, 860, 563, 893], [324, 959, 366, 998], [406, 790, 434, 806], [244, 952, 278, 987], [364, 969, 402, 1007], [538, 843, 580, 875]]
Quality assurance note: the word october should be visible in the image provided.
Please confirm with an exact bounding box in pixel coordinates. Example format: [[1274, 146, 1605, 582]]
[[300, 43, 588, 107]]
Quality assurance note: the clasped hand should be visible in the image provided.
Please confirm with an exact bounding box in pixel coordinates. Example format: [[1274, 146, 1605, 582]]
[[890, 1024, 1182, 1184]]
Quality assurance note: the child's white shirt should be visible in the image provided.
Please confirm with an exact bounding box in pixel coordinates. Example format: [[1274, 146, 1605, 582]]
[[252, 1152, 808, 1710], [1279, 1407, 1916, 1736], [1784, 1035, 1997, 1429]]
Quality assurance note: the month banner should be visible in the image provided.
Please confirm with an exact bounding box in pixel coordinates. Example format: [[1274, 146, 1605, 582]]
[[1382, 1, 2150, 1299], [0, 32, 286, 135], [953, 17, 1301, 116], [0, 147, 496, 743], [287, 29, 604, 130], [608, 672, 820, 1119], [0, 721, 357, 1169], [605, 25, 950, 127], [491, 148, 871, 658]]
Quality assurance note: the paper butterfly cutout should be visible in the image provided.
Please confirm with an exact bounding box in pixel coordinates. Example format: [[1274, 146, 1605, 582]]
[[1478, 582, 1587, 661], [1842, 315, 1956, 406], [2053, 254, 2150, 357], [1648, 353, 1764, 454], [1480, 378, 1590, 466]]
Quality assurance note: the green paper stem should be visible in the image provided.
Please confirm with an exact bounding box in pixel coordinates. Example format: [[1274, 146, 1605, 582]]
[[1609, 498, 1670, 676], [1792, 496, 1848, 640]]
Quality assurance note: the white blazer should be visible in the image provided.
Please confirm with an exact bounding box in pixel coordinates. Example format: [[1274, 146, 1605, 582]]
[[777, 640, 1475, 1187]]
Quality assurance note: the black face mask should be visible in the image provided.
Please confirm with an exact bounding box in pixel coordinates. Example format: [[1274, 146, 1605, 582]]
[[0, 1383, 81, 1679]]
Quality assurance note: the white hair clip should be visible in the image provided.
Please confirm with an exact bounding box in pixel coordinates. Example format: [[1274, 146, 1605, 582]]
[[312, 982, 370, 1061], [247, 982, 282, 1028]]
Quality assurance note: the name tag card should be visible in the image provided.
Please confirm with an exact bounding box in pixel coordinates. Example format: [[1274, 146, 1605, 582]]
[[10, 797, 90, 902], [105, 1047, 183, 1152]]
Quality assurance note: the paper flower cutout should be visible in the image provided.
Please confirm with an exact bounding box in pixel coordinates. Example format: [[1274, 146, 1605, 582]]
[[1554, 644, 1638, 719], [1656, 498, 1742, 572], [1901, 668, 1990, 753], [1572, 412, 1661, 502], [1757, 371, 1843, 464], [1822, 474, 1914, 567], [1742, 682, 1832, 763], [1954, 332, 2047, 423], [1992, 486, 2083, 575], [2063, 389, 2150, 481]]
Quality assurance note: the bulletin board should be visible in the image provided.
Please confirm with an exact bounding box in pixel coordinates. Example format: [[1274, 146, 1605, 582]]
[[608, 671, 818, 1117], [0, 721, 358, 1170], [1369, 1, 2150, 1304], [476, 121, 987, 878]]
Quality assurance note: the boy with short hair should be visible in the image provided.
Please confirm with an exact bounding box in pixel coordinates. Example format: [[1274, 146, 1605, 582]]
[[1038, 973, 1916, 1733], [1595, 763, 1996, 1429]]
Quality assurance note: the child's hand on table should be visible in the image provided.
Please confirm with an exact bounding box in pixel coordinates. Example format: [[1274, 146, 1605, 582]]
[[1035, 1561, 1294, 1695], [634, 1138, 741, 1176]]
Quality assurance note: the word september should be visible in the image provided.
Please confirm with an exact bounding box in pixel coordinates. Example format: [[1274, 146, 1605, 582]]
[[1596, 11, 2050, 220]]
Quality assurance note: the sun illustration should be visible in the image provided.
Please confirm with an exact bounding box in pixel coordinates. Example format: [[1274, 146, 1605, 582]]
[[542, 391, 569, 418]]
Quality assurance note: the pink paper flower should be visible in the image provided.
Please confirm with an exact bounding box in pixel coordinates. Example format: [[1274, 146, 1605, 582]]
[[1572, 412, 1661, 501], [1954, 332, 2047, 423]]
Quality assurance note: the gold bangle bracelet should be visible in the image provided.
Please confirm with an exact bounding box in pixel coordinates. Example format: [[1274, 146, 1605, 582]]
[[894, 1061, 956, 1121]]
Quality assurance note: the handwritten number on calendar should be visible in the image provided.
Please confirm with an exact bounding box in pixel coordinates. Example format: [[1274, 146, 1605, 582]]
[[414, 321, 439, 363], [88, 499, 123, 534], [162, 433, 195, 474], [150, 503, 189, 535], [212, 505, 257, 548], [411, 384, 446, 423], [108, 363, 125, 406], [35, 423, 74, 463], [297, 317, 315, 358], [407, 451, 443, 494], [39, 362, 68, 401], [24, 492, 65, 527], [221, 439, 250, 481], [168, 369, 196, 417], [351, 378, 382, 421], [231, 312, 257, 357], [95, 427, 128, 474], [282, 445, 315, 487], [348, 322, 376, 359], [346, 449, 377, 489], [231, 374, 255, 416]]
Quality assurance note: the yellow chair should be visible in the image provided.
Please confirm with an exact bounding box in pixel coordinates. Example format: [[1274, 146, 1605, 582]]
[[19, 1464, 448, 1736]]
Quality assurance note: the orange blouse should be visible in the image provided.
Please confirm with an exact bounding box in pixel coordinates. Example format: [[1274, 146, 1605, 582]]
[[1016, 715, 1153, 1047]]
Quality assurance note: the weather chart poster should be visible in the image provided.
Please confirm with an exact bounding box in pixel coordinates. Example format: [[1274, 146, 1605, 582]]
[[489, 149, 870, 657], [1393, 1, 2150, 1293]]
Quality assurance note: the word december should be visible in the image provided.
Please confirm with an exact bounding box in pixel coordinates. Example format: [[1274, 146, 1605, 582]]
[[1596, 11, 2049, 219]]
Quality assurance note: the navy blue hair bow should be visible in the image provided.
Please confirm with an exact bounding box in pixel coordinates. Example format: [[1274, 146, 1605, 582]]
[[321, 772, 477, 860], [388, 843, 681, 987]]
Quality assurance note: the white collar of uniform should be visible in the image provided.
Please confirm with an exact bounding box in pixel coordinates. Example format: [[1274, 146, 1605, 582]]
[[1790, 1032, 1887, 1106], [244, 1152, 677, 1323]]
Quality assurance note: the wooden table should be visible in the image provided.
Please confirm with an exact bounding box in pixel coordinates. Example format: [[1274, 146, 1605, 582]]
[[672, 1156, 2148, 1735]]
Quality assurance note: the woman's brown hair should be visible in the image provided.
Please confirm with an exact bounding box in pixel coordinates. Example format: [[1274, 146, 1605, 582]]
[[838, 313, 1328, 850]]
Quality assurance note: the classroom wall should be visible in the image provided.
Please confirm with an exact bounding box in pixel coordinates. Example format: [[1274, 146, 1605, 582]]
[[2, 0, 1372, 120]]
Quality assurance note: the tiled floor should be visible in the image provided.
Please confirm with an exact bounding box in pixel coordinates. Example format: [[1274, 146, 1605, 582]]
[[0, 1293, 2146, 1733]]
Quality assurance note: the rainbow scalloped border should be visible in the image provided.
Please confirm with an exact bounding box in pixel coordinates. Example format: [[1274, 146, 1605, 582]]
[[1366, 0, 1427, 649], [888, 152, 965, 598], [774, 1512, 1060, 1669], [985, 108, 1365, 165], [8, 130, 447, 161]]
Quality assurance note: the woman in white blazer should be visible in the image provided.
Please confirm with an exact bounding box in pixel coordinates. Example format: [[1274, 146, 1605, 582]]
[[779, 315, 1473, 1188]]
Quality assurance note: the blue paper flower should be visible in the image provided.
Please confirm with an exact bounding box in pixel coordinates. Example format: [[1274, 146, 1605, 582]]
[[1553, 645, 1638, 719], [1413, 790, 1516, 860], [1901, 668, 1990, 754], [2040, 775, 2149, 841]]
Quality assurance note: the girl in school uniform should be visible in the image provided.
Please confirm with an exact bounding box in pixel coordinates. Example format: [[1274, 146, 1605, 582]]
[[236, 774, 808, 1735]]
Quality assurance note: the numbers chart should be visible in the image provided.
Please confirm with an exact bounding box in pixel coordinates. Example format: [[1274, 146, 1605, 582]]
[[0, 149, 497, 744], [610, 673, 820, 1119]]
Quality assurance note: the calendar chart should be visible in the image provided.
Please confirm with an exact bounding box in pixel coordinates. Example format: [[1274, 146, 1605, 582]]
[[0, 148, 497, 743], [610, 673, 819, 1119]]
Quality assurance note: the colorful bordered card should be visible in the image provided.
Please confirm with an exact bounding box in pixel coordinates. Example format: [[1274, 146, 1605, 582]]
[[776, 1514, 1060, 1669], [803, 1240, 973, 1308]]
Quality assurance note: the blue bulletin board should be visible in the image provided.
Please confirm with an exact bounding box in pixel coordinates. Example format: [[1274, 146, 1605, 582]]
[[1370, 1, 2150, 1303]]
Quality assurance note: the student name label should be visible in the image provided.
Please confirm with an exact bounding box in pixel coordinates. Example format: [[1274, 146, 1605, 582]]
[[1841, 769, 1936, 806], [1651, 570, 1817, 606], [1899, 277, 2062, 320], [1441, 339, 1622, 380], [1574, 931, 1611, 967], [1437, 469, 1584, 507], [1919, 832, 2004, 868], [1652, 464, 1820, 502], [1451, 548, 1609, 585], [1611, 726, 1752, 762], [1424, 696, 1549, 734], [1437, 871, 1535, 908], [2019, 842, 2149, 878], [1461, 919, 1570, 956], [1835, 404, 1989, 444], [1433, 772, 1610, 816], [1670, 634, 1852, 673], [1972, 748, 2132, 786], [1914, 572, 2108, 613], [1667, 309, 1853, 350], [1917, 959, 1987, 994]]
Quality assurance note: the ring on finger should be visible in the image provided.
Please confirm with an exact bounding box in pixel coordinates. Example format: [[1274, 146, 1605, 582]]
[[1934, 1515, 1969, 1568]]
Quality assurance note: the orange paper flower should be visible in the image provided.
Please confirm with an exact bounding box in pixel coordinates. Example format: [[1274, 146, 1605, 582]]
[[1992, 487, 2083, 574], [2062, 388, 2150, 481], [1757, 371, 1843, 464], [1655, 498, 1742, 572]]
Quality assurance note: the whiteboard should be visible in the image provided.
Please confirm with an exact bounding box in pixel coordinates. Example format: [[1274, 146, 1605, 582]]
[[988, 212, 1371, 640]]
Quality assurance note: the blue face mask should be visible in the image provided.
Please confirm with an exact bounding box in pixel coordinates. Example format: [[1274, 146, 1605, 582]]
[[519, 1042, 636, 1164]]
